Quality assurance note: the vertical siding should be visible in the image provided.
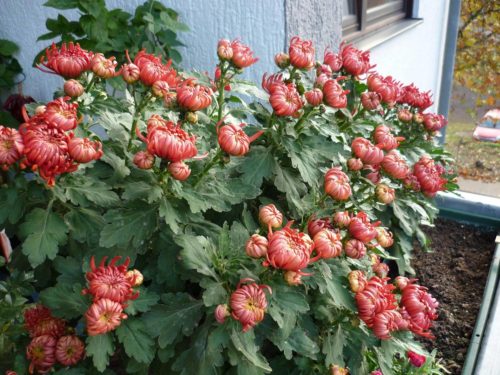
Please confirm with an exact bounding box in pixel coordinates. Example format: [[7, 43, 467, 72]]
[[0, 0, 285, 101]]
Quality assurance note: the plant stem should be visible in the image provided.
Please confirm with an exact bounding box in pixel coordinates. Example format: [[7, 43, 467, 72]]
[[295, 107, 316, 134], [127, 93, 152, 151], [217, 63, 227, 122], [193, 149, 223, 188]]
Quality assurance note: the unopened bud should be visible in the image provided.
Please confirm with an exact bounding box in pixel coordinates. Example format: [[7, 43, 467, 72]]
[[64, 79, 84, 98], [185, 111, 198, 124], [274, 52, 290, 69]]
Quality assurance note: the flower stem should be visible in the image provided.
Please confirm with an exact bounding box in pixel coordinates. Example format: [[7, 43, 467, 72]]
[[217, 63, 227, 122], [295, 107, 316, 134], [193, 149, 223, 188], [127, 93, 152, 151]]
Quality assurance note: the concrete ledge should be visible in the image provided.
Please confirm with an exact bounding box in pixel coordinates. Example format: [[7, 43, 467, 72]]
[[436, 191, 500, 228]]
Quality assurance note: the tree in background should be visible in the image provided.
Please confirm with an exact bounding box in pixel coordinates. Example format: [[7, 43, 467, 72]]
[[454, 0, 499, 109]]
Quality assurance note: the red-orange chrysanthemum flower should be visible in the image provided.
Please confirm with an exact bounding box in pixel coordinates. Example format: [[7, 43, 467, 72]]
[[84, 256, 138, 304], [85, 298, 127, 336], [55, 335, 85, 366]]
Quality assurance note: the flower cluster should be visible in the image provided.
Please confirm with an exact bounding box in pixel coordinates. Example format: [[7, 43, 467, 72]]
[[215, 278, 271, 332], [2, 97, 102, 186], [354, 276, 438, 340], [83, 256, 142, 336], [24, 305, 84, 374]]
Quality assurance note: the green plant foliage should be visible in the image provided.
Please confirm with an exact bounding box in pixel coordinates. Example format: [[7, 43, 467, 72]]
[[0, 26, 456, 375], [0, 39, 23, 89], [35, 0, 187, 65]]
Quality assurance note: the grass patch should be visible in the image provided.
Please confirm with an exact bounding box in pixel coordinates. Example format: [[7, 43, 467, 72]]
[[444, 121, 499, 182]]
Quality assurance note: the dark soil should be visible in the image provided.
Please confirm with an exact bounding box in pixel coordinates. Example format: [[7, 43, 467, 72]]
[[412, 218, 497, 375]]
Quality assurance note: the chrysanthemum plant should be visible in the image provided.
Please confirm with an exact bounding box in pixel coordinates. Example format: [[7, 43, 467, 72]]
[[0, 35, 457, 374]]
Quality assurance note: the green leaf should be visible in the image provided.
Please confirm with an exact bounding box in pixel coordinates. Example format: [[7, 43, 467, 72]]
[[53, 256, 84, 285], [158, 197, 182, 234], [238, 146, 276, 186], [43, 0, 79, 9], [280, 326, 320, 360], [316, 262, 355, 310], [282, 137, 322, 187], [172, 323, 227, 375], [0, 187, 25, 225], [201, 280, 227, 307], [86, 333, 115, 372], [125, 288, 159, 315], [64, 207, 105, 244], [99, 203, 157, 248], [116, 318, 155, 364], [122, 181, 163, 204], [19, 207, 68, 267], [64, 179, 120, 207], [101, 152, 131, 180], [180, 177, 260, 213], [39, 283, 88, 319], [0, 39, 19, 56], [230, 328, 272, 373], [273, 164, 307, 214], [143, 293, 204, 349], [174, 234, 219, 280], [323, 326, 344, 367]]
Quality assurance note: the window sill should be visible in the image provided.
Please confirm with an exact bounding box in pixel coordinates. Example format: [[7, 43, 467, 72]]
[[345, 18, 423, 50]]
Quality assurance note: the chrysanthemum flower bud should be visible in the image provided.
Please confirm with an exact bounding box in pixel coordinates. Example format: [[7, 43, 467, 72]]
[[185, 111, 198, 124], [348, 212, 378, 244], [330, 365, 349, 375], [413, 112, 424, 124], [333, 211, 351, 228], [347, 158, 363, 171], [307, 216, 333, 238], [376, 227, 394, 248], [313, 229, 343, 259], [305, 89, 323, 106], [133, 151, 155, 170], [361, 91, 380, 110], [168, 161, 191, 181], [370, 370, 383, 375], [152, 80, 170, 97], [214, 304, 230, 324], [407, 351, 426, 367], [259, 204, 283, 230], [63, 79, 84, 98], [376, 184, 395, 204], [398, 108, 413, 123], [394, 276, 410, 291], [324, 167, 352, 201], [121, 63, 140, 84], [126, 269, 144, 287], [68, 137, 103, 164], [245, 234, 268, 258], [274, 52, 290, 68], [344, 239, 367, 259], [289, 36, 315, 70], [284, 270, 302, 286], [91, 53, 118, 79], [373, 262, 389, 278], [348, 270, 367, 293], [217, 39, 233, 60]]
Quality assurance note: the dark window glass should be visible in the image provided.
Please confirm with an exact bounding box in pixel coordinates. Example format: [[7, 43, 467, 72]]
[[342, 0, 412, 41]]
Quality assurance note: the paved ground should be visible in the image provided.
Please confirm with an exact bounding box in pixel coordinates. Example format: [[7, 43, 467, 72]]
[[457, 177, 500, 198]]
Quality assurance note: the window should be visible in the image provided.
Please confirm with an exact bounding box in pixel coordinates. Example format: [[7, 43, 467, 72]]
[[342, 0, 414, 41]]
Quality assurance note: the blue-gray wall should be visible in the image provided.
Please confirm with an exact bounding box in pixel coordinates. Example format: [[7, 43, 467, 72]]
[[0, 0, 448, 111], [0, 0, 286, 100]]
